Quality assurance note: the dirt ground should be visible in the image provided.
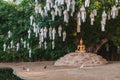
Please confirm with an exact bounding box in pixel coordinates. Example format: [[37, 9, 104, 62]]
[[0, 61, 120, 80]]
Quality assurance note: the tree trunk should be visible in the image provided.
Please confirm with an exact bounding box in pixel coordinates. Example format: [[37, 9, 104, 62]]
[[94, 38, 108, 53]]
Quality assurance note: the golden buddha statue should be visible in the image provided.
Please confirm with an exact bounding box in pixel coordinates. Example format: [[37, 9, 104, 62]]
[[75, 38, 86, 53]]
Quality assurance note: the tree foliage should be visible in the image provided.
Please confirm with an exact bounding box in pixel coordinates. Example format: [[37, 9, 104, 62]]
[[0, 0, 120, 62]]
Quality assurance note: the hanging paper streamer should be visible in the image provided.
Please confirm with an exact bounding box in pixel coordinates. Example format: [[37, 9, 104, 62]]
[[23, 41, 26, 48], [27, 43, 30, 50], [77, 11, 81, 32], [111, 5, 117, 19], [115, 0, 119, 6], [90, 12, 95, 25], [52, 28, 56, 40], [20, 38, 23, 44], [102, 11, 107, 25], [63, 10, 69, 23], [10, 40, 13, 48], [35, 0, 38, 6], [58, 25, 62, 37], [71, 0, 75, 13], [80, 5, 86, 23], [39, 41, 42, 48], [101, 20, 105, 31], [49, 27, 52, 40], [44, 7, 48, 16], [7, 45, 10, 50], [52, 40, 55, 49], [44, 41, 47, 49], [44, 27, 48, 38], [30, 15, 34, 25], [85, 0, 90, 7], [66, 0, 71, 11], [38, 4, 42, 14], [35, 26, 39, 37], [63, 31, 66, 42], [8, 30, 12, 38], [35, 5, 39, 13], [28, 29, 31, 39], [46, 0, 51, 11], [3, 43, 6, 51], [29, 49, 32, 58], [93, 9, 97, 16], [33, 22, 36, 33], [58, 8, 62, 16], [77, 25, 81, 33], [40, 28, 44, 42], [54, 4, 58, 16], [16, 43, 20, 51], [51, 10, 55, 21]]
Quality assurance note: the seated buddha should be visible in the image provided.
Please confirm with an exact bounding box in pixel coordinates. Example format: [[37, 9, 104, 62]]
[[75, 38, 86, 53]]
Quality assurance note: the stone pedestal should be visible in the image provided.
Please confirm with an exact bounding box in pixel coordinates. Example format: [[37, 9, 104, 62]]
[[54, 52, 108, 67]]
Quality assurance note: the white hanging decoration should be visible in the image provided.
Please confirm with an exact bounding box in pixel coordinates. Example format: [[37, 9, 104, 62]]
[[35, 0, 38, 6], [71, 12, 74, 17], [40, 28, 44, 42], [44, 7, 48, 16], [90, 12, 95, 25], [8, 30, 12, 38], [38, 4, 42, 14], [30, 15, 34, 26], [111, 5, 117, 19], [63, 10, 69, 23], [44, 27, 48, 38], [63, 31, 66, 42], [28, 29, 31, 39], [44, 41, 47, 49], [51, 10, 55, 21], [71, 0, 76, 13], [50, 1, 53, 8], [46, 0, 51, 11], [54, 4, 58, 16], [77, 11, 81, 32], [35, 26, 39, 37], [16, 43, 20, 51], [102, 11, 107, 25], [57, 0, 62, 6], [66, 0, 71, 11], [10, 40, 13, 48], [52, 40, 55, 49], [35, 5, 39, 13], [23, 41, 26, 48], [33, 22, 36, 32], [39, 41, 42, 48], [93, 9, 97, 16], [20, 38, 23, 44], [40, 10, 44, 17], [80, 5, 86, 23], [58, 8, 62, 16], [58, 25, 62, 37], [101, 20, 105, 32], [3, 43, 6, 51], [61, 0, 64, 5], [85, 0, 90, 7], [7, 45, 10, 50], [29, 49, 32, 58], [27, 43, 30, 50], [49, 27, 52, 40], [52, 28, 56, 40], [115, 0, 119, 6]]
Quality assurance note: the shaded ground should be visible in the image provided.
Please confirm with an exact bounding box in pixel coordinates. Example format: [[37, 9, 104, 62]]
[[0, 61, 120, 80]]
